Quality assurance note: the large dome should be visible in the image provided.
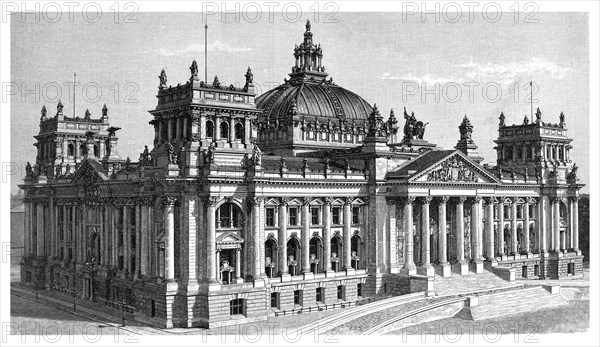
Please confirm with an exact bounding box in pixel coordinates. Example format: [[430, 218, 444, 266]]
[[256, 80, 373, 122], [256, 20, 372, 123]]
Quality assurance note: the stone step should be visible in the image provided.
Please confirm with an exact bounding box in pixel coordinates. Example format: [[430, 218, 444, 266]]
[[470, 287, 567, 320], [434, 270, 510, 296]]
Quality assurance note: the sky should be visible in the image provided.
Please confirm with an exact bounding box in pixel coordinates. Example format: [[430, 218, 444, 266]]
[[10, 12, 590, 193]]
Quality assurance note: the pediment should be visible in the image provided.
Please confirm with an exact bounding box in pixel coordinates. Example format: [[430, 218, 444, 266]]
[[216, 231, 245, 245], [70, 159, 108, 185], [411, 152, 499, 184]]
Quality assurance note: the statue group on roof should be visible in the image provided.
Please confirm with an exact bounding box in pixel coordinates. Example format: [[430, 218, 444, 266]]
[[403, 107, 428, 140]]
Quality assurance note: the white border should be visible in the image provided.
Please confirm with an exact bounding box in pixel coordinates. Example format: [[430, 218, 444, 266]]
[[1, 1, 598, 346]]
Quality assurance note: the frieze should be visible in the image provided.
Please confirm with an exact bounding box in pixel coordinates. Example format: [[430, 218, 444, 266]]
[[425, 156, 478, 182]]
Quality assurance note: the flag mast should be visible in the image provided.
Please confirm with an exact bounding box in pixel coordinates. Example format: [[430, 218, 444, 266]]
[[204, 23, 208, 84], [73, 73, 76, 118]]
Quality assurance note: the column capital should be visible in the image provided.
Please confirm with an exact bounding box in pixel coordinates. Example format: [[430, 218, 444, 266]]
[[204, 196, 219, 207], [419, 196, 433, 205], [471, 196, 482, 204], [483, 196, 498, 204], [455, 196, 467, 204], [324, 197, 333, 205], [302, 197, 312, 206], [569, 196, 580, 203], [401, 196, 416, 205], [385, 197, 397, 206], [279, 197, 291, 207], [345, 197, 354, 205], [437, 196, 450, 205], [551, 197, 565, 205], [248, 196, 263, 207]]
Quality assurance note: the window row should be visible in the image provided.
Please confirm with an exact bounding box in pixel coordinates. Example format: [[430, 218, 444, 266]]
[[265, 205, 362, 227]]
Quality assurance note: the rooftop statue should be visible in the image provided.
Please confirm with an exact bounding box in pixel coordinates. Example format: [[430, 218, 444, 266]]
[[158, 69, 167, 87], [403, 107, 428, 140], [190, 60, 198, 77]]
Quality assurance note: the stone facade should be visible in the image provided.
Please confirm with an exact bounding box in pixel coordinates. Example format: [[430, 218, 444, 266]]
[[19, 21, 584, 329]]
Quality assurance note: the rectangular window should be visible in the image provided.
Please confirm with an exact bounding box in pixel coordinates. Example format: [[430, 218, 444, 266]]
[[294, 290, 302, 306], [503, 206, 510, 219], [352, 206, 360, 224], [517, 205, 523, 219], [150, 299, 156, 317], [357, 283, 363, 298], [529, 205, 535, 218], [311, 207, 320, 225], [316, 287, 324, 303], [270, 292, 279, 308], [289, 207, 298, 226], [337, 285, 344, 300], [230, 299, 245, 316], [266, 208, 275, 227], [332, 207, 341, 225]]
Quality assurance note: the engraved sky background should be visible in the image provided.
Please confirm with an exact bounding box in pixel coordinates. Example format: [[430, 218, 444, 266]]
[[10, 12, 589, 193]]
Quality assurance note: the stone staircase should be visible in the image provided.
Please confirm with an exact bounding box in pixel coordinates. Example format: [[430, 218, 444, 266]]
[[469, 286, 568, 320], [434, 269, 515, 296]]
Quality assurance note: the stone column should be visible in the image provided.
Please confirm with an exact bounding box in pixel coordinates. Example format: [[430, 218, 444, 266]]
[[206, 197, 218, 284], [498, 199, 505, 257], [277, 199, 289, 276], [484, 198, 497, 263], [249, 197, 263, 279], [523, 198, 532, 255], [167, 118, 173, 141], [571, 197, 580, 252], [552, 198, 561, 252], [387, 198, 398, 273], [323, 198, 333, 274], [229, 116, 235, 142], [301, 198, 312, 275], [539, 197, 548, 254], [343, 198, 353, 271], [36, 202, 45, 257], [418, 197, 433, 276], [437, 196, 450, 276], [401, 197, 416, 274], [140, 203, 150, 276], [454, 197, 468, 275], [470, 197, 483, 273], [164, 197, 176, 281], [511, 199, 518, 256], [235, 248, 242, 281], [24, 200, 32, 256]]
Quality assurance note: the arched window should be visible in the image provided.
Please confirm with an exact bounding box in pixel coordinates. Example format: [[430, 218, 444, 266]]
[[286, 237, 300, 275], [67, 143, 75, 156], [220, 121, 229, 139], [206, 121, 214, 138], [516, 147, 523, 160], [93, 144, 100, 157], [265, 238, 277, 278], [234, 122, 244, 141], [309, 236, 322, 274], [217, 202, 242, 228]]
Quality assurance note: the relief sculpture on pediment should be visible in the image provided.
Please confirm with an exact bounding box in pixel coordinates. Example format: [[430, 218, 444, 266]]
[[426, 157, 478, 182]]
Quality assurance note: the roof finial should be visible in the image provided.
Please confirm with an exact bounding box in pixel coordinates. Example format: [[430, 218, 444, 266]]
[[306, 19, 311, 32]]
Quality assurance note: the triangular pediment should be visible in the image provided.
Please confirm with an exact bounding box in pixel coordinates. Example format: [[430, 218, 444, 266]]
[[411, 151, 500, 184], [216, 231, 245, 245], [70, 159, 108, 185]]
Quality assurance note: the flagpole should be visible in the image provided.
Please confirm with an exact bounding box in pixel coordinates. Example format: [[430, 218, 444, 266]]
[[73, 73, 76, 118], [530, 81, 533, 119], [204, 23, 208, 84]]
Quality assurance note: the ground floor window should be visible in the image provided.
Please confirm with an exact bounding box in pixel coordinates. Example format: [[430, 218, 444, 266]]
[[270, 292, 279, 308], [150, 299, 156, 317], [230, 299, 245, 316], [337, 285, 344, 300], [567, 263, 575, 275], [357, 283, 363, 298], [294, 290, 302, 306], [316, 287, 324, 303], [534, 264, 540, 276]]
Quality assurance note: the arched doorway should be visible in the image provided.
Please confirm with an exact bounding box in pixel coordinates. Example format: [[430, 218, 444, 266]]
[[286, 237, 300, 275], [309, 236, 322, 273], [330, 235, 342, 272], [265, 238, 277, 278]]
